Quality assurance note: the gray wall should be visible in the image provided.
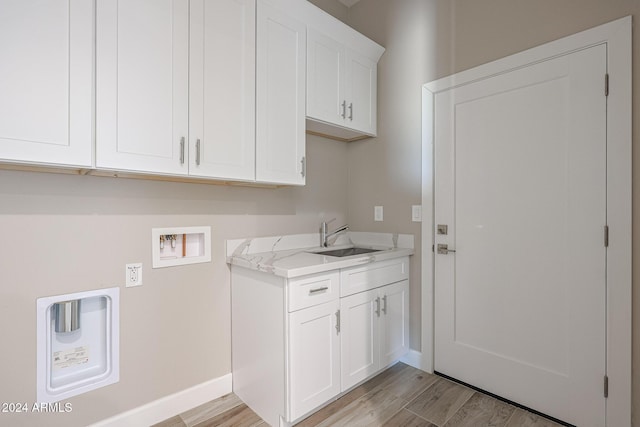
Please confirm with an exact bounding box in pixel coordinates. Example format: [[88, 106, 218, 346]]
[[0, 134, 348, 426], [344, 0, 638, 423]]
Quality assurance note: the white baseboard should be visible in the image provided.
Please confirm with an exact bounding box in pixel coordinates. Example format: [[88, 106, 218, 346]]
[[90, 373, 232, 427], [401, 349, 432, 373]]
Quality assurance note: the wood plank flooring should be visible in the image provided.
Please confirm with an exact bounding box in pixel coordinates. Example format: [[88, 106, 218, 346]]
[[153, 363, 563, 427]]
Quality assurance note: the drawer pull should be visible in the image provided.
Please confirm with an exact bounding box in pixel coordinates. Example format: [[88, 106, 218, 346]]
[[382, 295, 387, 314], [309, 286, 329, 295], [375, 297, 381, 317]]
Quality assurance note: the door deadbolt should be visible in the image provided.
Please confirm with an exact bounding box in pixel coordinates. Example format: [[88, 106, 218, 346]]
[[437, 224, 448, 235], [437, 244, 456, 254]]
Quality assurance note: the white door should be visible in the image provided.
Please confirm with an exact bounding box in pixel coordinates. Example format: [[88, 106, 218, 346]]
[[344, 49, 376, 135], [340, 288, 379, 391], [288, 300, 340, 421], [434, 44, 606, 426], [379, 280, 409, 368], [96, 0, 189, 175], [189, 0, 255, 181], [0, 0, 93, 167], [255, 1, 306, 185]]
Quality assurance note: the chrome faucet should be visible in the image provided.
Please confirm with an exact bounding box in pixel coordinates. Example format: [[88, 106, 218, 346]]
[[321, 219, 349, 247]]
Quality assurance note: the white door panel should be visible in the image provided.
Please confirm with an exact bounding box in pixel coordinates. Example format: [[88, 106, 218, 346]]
[[0, 0, 93, 167], [288, 300, 340, 421], [435, 44, 606, 426], [189, 0, 255, 180], [96, 0, 189, 175], [340, 288, 379, 390]]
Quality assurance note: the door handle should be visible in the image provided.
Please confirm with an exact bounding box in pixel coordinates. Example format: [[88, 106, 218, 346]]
[[180, 137, 185, 165], [196, 139, 201, 166], [341, 101, 347, 119], [348, 102, 353, 120], [335, 310, 341, 334], [375, 297, 381, 317], [437, 244, 456, 255], [382, 295, 387, 314]]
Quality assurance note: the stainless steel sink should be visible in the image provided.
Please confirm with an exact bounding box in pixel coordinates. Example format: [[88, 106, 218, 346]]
[[313, 247, 382, 257]]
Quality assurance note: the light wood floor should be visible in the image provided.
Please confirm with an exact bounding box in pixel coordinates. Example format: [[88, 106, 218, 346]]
[[153, 363, 563, 427]]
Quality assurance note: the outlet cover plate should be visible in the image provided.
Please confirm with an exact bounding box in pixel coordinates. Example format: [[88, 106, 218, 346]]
[[412, 205, 422, 222], [126, 263, 142, 287], [374, 206, 384, 222]]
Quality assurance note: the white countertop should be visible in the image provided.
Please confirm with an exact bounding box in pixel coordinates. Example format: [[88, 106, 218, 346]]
[[226, 232, 414, 278]]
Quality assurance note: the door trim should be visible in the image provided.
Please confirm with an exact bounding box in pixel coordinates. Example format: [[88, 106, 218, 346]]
[[421, 16, 631, 426]]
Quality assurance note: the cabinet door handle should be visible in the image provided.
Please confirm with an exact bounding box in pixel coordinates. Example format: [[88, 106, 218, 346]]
[[300, 156, 306, 178], [348, 102, 353, 121], [382, 295, 387, 315], [341, 100, 346, 119], [375, 296, 381, 317], [309, 286, 328, 295], [196, 139, 201, 166], [335, 310, 341, 334], [180, 137, 185, 165]]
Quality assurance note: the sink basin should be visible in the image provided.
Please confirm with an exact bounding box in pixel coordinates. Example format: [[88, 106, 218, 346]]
[[314, 247, 382, 257]]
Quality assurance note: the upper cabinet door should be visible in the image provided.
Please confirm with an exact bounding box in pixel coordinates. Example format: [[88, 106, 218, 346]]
[[345, 49, 376, 136], [0, 0, 93, 167], [306, 29, 344, 127], [255, 1, 306, 186], [189, 0, 256, 181], [96, 0, 189, 175]]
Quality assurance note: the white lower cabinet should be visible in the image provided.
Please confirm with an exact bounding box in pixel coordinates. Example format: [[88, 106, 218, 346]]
[[340, 280, 409, 391], [231, 256, 409, 426]]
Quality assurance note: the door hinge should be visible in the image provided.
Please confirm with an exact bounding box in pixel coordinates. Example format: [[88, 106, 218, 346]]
[[605, 73, 609, 96], [604, 375, 609, 398], [604, 225, 609, 247]]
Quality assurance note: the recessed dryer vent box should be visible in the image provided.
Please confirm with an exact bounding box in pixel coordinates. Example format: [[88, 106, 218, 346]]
[[152, 226, 211, 268]]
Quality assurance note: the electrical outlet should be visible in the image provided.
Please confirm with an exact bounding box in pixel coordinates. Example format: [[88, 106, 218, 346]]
[[412, 205, 422, 222], [126, 263, 143, 288], [374, 206, 384, 222]]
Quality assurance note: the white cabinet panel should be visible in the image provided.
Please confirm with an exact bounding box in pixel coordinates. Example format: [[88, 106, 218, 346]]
[[345, 49, 376, 135], [379, 280, 409, 368], [96, 0, 189, 175], [189, 0, 255, 180], [0, 0, 92, 167], [307, 29, 344, 126], [256, 1, 306, 185], [340, 288, 379, 391], [288, 299, 340, 421]]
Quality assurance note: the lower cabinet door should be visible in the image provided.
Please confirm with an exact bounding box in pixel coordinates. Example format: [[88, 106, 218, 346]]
[[340, 288, 380, 391], [379, 280, 410, 368], [288, 299, 340, 421]]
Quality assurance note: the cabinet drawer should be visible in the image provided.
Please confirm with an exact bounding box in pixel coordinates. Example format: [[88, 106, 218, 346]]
[[340, 257, 409, 297], [288, 271, 339, 312]]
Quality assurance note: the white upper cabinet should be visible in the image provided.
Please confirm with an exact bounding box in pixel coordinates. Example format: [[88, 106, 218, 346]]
[[255, 1, 306, 185], [305, 24, 383, 141], [96, 0, 189, 175], [189, 0, 256, 181], [0, 0, 93, 167]]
